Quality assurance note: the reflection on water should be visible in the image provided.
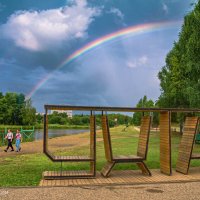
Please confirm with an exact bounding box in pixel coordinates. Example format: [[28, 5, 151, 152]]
[[34, 129, 89, 140]]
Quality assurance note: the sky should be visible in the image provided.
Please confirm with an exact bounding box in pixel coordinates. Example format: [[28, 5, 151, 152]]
[[0, 0, 196, 112]]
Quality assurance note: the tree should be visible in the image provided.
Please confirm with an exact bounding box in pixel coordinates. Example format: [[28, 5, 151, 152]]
[[132, 96, 155, 126], [157, 2, 200, 132], [22, 99, 36, 125], [36, 113, 43, 124], [0, 92, 36, 125], [158, 2, 200, 109]]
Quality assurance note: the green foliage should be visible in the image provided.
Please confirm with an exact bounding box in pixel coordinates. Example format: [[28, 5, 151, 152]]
[[132, 95, 158, 126], [46, 111, 132, 127], [22, 99, 36, 125], [98, 114, 132, 127], [0, 92, 36, 125], [158, 2, 200, 109], [35, 113, 43, 124], [70, 115, 89, 125]]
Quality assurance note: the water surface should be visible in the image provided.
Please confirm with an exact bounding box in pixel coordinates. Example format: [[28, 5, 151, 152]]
[[34, 129, 89, 140]]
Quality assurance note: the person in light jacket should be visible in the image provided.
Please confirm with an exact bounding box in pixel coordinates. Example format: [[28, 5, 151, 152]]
[[15, 130, 22, 152]]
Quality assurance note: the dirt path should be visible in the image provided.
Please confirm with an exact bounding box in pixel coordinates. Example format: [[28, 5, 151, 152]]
[[0, 127, 140, 158], [0, 130, 104, 158]]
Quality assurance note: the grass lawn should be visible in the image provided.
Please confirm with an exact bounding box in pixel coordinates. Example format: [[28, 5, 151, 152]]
[[0, 125, 200, 187]]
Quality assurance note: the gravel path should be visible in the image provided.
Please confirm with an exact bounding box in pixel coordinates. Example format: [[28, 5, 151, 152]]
[[0, 182, 200, 200]]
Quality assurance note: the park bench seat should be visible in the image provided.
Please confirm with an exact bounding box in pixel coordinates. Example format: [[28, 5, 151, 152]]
[[113, 155, 143, 161], [176, 116, 199, 174], [43, 170, 94, 179], [101, 115, 152, 177], [45, 154, 93, 162], [191, 153, 200, 159], [43, 114, 96, 179], [53, 155, 92, 161]]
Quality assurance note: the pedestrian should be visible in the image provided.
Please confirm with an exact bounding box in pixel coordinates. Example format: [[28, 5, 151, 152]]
[[15, 130, 22, 152], [4, 129, 14, 152]]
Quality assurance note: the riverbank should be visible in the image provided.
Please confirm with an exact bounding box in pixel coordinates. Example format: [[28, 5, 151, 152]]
[[0, 130, 100, 157], [0, 124, 89, 130]]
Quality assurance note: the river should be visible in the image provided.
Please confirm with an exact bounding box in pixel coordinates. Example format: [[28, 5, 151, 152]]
[[34, 129, 89, 140]]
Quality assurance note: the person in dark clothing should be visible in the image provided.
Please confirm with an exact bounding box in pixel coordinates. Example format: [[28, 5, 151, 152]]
[[4, 129, 14, 152]]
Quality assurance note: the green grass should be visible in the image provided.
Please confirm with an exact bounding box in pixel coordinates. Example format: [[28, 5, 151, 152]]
[[0, 124, 89, 130], [43, 124, 89, 129], [1, 125, 200, 186], [0, 125, 34, 130]]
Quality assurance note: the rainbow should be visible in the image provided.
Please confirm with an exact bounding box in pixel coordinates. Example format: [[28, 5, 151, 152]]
[[26, 20, 181, 99]]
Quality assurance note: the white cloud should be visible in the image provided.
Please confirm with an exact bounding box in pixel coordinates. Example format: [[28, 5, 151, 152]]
[[162, 3, 168, 14], [127, 55, 148, 69], [126, 61, 137, 68], [139, 55, 148, 64], [1, 0, 101, 51], [108, 7, 124, 20]]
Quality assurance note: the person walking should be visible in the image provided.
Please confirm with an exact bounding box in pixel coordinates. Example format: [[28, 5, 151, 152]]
[[4, 129, 14, 152], [15, 130, 22, 152]]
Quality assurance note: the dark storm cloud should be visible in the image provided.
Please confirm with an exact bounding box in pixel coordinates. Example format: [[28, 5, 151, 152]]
[[0, 0, 195, 112], [30, 27, 179, 111]]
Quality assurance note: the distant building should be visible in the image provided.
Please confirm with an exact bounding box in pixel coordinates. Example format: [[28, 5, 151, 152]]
[[50, 110, 73, 118]]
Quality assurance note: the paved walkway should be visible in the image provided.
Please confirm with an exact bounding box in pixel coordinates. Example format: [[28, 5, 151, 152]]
[[1, 168, 200, 200], [1, 182, 200, 200]]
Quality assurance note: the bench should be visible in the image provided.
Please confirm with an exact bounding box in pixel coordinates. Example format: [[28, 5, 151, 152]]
[[43, 114, 96, 179], [45, 154, 93, 162], [101, 115, 152, 177], [176, 116, 199, 174], [159, 111, 172, 175]]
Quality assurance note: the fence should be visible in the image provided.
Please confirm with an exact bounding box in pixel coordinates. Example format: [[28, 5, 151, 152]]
[[0, 127, 35, 146]]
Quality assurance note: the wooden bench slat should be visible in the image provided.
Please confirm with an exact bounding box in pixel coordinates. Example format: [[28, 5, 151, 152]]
[[191, 153, 200, 159], [101, 115, 151, 177], [176, 117, 199, 174], [113, 155, 143, 160]]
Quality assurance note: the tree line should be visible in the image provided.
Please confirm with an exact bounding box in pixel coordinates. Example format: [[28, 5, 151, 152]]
[[0, 92, 36, 125], [41, 111, 132, 127], [0, 92, 142, 127]]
